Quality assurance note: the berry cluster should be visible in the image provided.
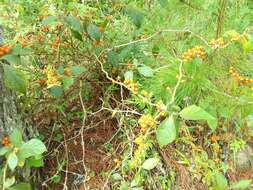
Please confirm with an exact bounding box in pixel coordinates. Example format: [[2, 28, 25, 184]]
[[45, 66, 61, 88], [229, 66, 253, 85], [124, 79, 138, 94], [1, 136, 11, 147], [41, 25, 49, 33], [52, 37, 61, 49], [156, 101, 167, 117], [209, 38, 225, 49], [18, 35, 30, 48], [138, 114, 156, 132], [226, 31, 242, 42], [37, 35, 45, 44], [130, 134, 151, 168], [0, 45, 12, 57], [182, 45, 206, 62]]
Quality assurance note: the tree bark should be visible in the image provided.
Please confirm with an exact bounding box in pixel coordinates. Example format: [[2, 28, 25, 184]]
[[0, 26, 30, 181], [0, 65, 19, 139], [0, 25, 19, 141]]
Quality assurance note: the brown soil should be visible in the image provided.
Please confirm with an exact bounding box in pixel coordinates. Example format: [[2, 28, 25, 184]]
[[38, 110, 119, 190], [34, 82, 122, 190]]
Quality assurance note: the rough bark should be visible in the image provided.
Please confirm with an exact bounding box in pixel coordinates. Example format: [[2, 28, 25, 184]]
[[0, 26, 30, 181], [0, 25, 20, 141], [0, 64, 19, 138]]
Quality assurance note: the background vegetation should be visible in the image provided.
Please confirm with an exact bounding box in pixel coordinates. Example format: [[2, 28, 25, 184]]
[[0, 0, 253, 189]]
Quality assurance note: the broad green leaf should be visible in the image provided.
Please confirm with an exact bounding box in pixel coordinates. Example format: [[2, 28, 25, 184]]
[[111, 173, 122, 181], [119, 182, 130, 190], [9, 183, 32, 190], [0, 147, 11, 156], [4, 177, 15, 188], [87, 24, 102, 40], [11, 44, 30, 56], [62, 76, 74, 90], [71, 29, 83, 41], [124, 71, 133, 80], [180, 105, 217, 131], [142, 157, 160, 170], [232, 179, 252, 189], [10, 128, 23, 147], [42, 16, 57, 26], [156, 115, 177, 147], [71, 66, 86, 76], [65, 15, 82, 32], [7, 153, 18, 171], [19, 139, 46, 159], [2, 54, 21, 65], [3, 64, 28, 93], [125, 7, 145, 28], [107, 51, 119, 67], [49, 86, 63, 98], [57, 65, 64, 75], [137, 66, 154, 77], [52, 175, 61, 183], [27, 156, 44, 168], [213, 172, 228, 190]]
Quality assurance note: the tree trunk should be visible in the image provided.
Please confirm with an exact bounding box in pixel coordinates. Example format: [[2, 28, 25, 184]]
[[0, 25, 19, 142], [0, 65, 19, 139], [0, 26, 30, 181]]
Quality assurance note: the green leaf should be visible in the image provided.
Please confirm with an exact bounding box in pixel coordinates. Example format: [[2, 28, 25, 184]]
[[179, 105, 217, 131], [9, 183, 32, 190], [3, 64, 28, 93], [19, 139, 46, 159], [125, 7, 145, 28], [71, 66, 86, 76], [242, 39, 253, 53], [124, 71, 133, 80], [137, 66, 154, 77], [10, 128, 23, 147], [119, 182, 130, 190], [87, 24, 102, 40], [107, 51, 119, 67], [232, 180, 252, 189], [111, 173, 122, 181], [42, 16, 57, 26], [27, 156, 44, 168], [0, 147, 11, 156], [156, 115, 177, 147], [158, 0, 169, 7], [52, 175, 61, 184], [49, 86, 63, 98], [57, 65, 64, 75], [62, 76, 74, 90], [142, 157, 160, 170], [11, 44, 30, 56], [71, 29, 83, 41], [65, 15, 82, 32], [213, 172, 228, 190], [4, 177, 15, 188], [2, 54, 21, 65], [7, 153, 18, 171]]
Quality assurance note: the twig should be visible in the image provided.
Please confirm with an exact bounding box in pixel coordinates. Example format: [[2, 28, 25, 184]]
[[63, 134, 69, 190], [79, 81, 88, 190], [98, 28, 210, 60], [167, 59, 184, 106]]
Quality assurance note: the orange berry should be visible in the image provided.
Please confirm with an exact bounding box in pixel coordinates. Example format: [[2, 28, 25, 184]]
[[42, 25, 49, 33]]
